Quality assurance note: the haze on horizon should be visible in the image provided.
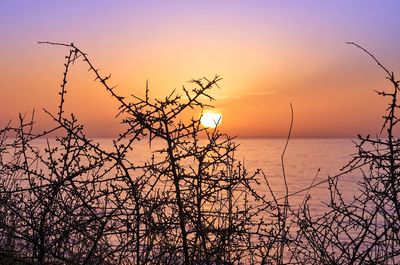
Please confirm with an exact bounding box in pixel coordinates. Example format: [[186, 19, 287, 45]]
[[1, 1, 400, 138]]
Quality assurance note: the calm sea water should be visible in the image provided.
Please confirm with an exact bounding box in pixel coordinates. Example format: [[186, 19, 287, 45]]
[[112, 137, 360, 213], [232, 138, 359, 212], [26, 138, 361, 213]]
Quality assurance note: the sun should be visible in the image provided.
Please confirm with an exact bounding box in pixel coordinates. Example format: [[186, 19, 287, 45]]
[[200, 112, 222, 128]]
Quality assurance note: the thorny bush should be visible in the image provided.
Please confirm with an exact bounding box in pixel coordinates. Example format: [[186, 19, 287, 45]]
[[0, 43, 287, 265], [0, 42, 399, 265]]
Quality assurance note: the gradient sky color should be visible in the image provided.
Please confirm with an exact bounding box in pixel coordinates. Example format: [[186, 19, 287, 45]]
[[1, 1, 400, 137]]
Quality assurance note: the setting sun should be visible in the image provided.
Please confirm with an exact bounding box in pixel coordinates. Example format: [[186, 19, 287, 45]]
[[200, 112, 222, 128]]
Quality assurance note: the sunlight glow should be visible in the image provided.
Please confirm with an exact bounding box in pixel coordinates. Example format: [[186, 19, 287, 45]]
[[200, 112, 222, 128]]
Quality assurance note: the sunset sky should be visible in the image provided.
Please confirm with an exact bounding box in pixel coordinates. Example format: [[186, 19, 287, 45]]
[[1, 1, 400, 137]]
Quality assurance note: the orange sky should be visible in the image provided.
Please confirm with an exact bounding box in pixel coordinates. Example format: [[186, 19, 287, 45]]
[[1, 1, 400, 137]]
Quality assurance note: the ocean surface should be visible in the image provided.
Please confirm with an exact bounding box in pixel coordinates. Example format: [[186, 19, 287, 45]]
[[231, 138, 360, 212], [23, 138, 362, 214], [115, 137, 360, 213]]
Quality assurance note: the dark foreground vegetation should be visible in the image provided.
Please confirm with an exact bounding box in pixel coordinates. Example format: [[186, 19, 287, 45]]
[[0, 42, 399, 264]]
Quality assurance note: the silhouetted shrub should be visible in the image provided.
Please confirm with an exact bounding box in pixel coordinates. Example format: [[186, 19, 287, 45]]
[[0, 43, 286, 265], [1, 42, 399, 265], [290, 43, 400, 264]]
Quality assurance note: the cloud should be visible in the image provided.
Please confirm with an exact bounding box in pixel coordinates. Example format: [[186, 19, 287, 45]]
[[211, 90, 276, 101], [241, 91, 276, 97]]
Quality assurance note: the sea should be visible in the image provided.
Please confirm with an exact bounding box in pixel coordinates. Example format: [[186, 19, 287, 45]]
[[231, 138, 360, 212], [108, 137, 360, 213], [14, 137, 362, 214]]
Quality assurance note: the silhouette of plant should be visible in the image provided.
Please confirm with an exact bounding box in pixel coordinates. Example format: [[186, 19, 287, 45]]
[[290, 43, 400, 264], [2, 41, 398, 265], [0, 42, 286, 264]]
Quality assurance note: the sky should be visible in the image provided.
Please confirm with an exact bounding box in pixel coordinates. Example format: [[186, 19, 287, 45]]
[[1, 1, 400, 138]]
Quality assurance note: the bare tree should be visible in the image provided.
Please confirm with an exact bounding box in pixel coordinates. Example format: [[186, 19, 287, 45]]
[[0, 42, 285, 264], [3, 41, 397, 265]]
